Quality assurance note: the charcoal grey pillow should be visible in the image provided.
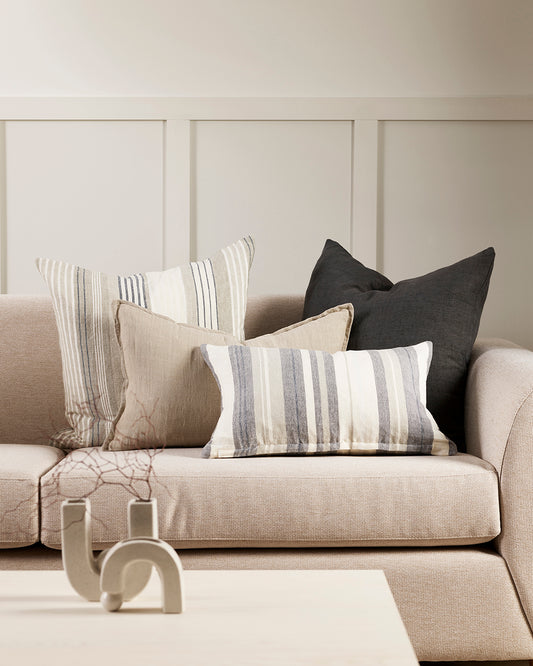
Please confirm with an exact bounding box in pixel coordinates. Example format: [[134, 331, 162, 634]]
[[303, 240, 495, 449]]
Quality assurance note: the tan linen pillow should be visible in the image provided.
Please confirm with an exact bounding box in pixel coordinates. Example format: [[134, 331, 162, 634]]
[[105, 301, 354, 450]]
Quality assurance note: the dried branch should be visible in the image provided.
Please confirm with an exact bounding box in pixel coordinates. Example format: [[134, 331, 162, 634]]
[[2, 391, 173, 542]]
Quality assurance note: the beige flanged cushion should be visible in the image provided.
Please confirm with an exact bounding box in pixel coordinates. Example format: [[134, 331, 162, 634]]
[[0, 444, 64, 548], [106, 301, 354, 450], [40, 448, 500, 549]]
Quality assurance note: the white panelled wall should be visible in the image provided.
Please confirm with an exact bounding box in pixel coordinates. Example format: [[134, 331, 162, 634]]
[[192, 121, 352, 295], [0, 99, 532, 348], [5, 121, 164, 289]]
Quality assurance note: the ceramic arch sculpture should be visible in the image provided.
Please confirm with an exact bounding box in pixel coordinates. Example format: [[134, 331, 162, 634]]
[[100, 537, 185, 613], [61, 497, 156, 602]]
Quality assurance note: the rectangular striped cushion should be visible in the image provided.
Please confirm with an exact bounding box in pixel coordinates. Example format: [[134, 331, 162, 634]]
[[36, 237, 254, 450], [201, 342, 456, 458]]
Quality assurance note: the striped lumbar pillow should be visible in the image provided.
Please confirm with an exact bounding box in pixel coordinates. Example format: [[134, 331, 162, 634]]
[[201, 342, 456, 458], [36, 237, 254, 450]]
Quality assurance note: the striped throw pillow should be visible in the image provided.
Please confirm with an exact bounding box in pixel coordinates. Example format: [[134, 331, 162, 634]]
[[201, 342, 456, 458], [37, 237, 254, 450]]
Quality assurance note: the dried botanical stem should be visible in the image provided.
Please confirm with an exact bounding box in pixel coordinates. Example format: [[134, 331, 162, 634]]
[[2, 392, 172, 542]]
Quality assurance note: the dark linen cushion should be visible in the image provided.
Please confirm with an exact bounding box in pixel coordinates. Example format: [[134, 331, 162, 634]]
[[303, 240, 495, 449]]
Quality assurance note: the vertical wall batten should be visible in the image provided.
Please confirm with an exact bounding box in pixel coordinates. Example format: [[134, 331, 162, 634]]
[[163, 119, 191, 268], [352, 120, 379, 269], [0, 122, 6, 293]]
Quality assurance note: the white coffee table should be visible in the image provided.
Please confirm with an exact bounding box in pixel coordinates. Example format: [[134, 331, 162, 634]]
[[0, 569, 418, 665]]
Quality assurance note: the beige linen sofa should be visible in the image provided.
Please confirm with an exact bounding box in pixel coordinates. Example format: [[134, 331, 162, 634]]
[[1, 293, 533, 662]]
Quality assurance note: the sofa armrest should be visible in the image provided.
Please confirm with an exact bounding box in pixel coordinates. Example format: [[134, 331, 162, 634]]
[[465, 337, 533, 626]]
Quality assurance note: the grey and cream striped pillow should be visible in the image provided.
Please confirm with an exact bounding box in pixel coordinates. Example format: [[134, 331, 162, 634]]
[[36, 237, 254, 450], [201, 342, 456, 458]]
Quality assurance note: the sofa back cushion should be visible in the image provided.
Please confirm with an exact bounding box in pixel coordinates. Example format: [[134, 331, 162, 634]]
[[0, 296, 67, 445]]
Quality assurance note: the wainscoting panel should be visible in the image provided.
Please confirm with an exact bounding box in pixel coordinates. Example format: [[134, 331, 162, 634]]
[[0, 121, 6, 293], [0, 98, 531, 347], [5, 120, 164, 293], [163, 119, 191, 269], [380, 120, 533, 349], [191, 120, 352, 295]]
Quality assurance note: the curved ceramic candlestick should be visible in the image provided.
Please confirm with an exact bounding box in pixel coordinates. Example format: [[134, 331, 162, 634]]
[[61, 498, 155, 602], [100, 537, 185, 614]]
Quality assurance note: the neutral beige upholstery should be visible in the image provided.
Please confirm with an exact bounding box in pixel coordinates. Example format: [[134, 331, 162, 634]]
[[0, 295, 67, 444], [0, 445, 64, 547], [175, 546, 533, 663], [0, 545, 530, 662], [40, 447, 500, 549], [244, 294, 304, 338], [466, 338, 533, 631], [3, 294, 533, 662]]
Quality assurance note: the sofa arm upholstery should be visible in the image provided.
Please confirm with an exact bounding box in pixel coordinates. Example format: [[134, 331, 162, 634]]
[[466, 337, 533, 627]]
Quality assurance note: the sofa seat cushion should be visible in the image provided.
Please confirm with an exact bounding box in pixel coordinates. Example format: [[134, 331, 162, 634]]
[[40, 448, 500, 549], [0, 444, 64, 548]]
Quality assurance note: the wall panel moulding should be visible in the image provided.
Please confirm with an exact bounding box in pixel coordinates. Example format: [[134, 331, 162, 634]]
[[0, 97, 532, 121]]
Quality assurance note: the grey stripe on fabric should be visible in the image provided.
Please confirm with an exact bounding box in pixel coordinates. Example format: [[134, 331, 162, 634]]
[[207, 258, 219, 329], [309, 350, 324, 452], [190, 263, 201, 327], [323, 352, 339, 451], [368, 350, 391, 447], [120, 275, 145, 307], [205, 261, 215, 329], [198, 262, 208, 328], [78, 268, 97, 445], [229, 346, 257, 455], [140, 273, 149, 309], [243, 236, 255, 264], [280, 349, 308, 453], [123, 276, 130, 302], [198, 262, 207, 327], [397, 346, 436, 453]]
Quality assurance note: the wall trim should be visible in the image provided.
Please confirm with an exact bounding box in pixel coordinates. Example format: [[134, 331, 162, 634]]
[[0, 97, 532, 121], [163, 119, 191, 268], [0, 122, 6, 293], [352, 120, 379, 269]]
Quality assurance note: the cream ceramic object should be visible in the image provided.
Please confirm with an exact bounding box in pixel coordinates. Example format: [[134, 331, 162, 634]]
[[100, 537, 185, 613], [61, 497, 155, 602]]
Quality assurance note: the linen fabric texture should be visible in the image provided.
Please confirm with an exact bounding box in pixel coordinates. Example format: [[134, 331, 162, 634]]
[[36, 237, 255, 450], [201, 341, 456, 458], [40, 448, 496, 549], [0, 444, 64, 547], [303, 240, 495, 449], [106, 301, 354, 451]]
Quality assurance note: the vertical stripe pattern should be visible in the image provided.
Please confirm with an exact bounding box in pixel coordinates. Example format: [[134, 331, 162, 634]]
[[117, 274, 148, 308], [36, 236, 254, 450], [201, 342, 456, 459]]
